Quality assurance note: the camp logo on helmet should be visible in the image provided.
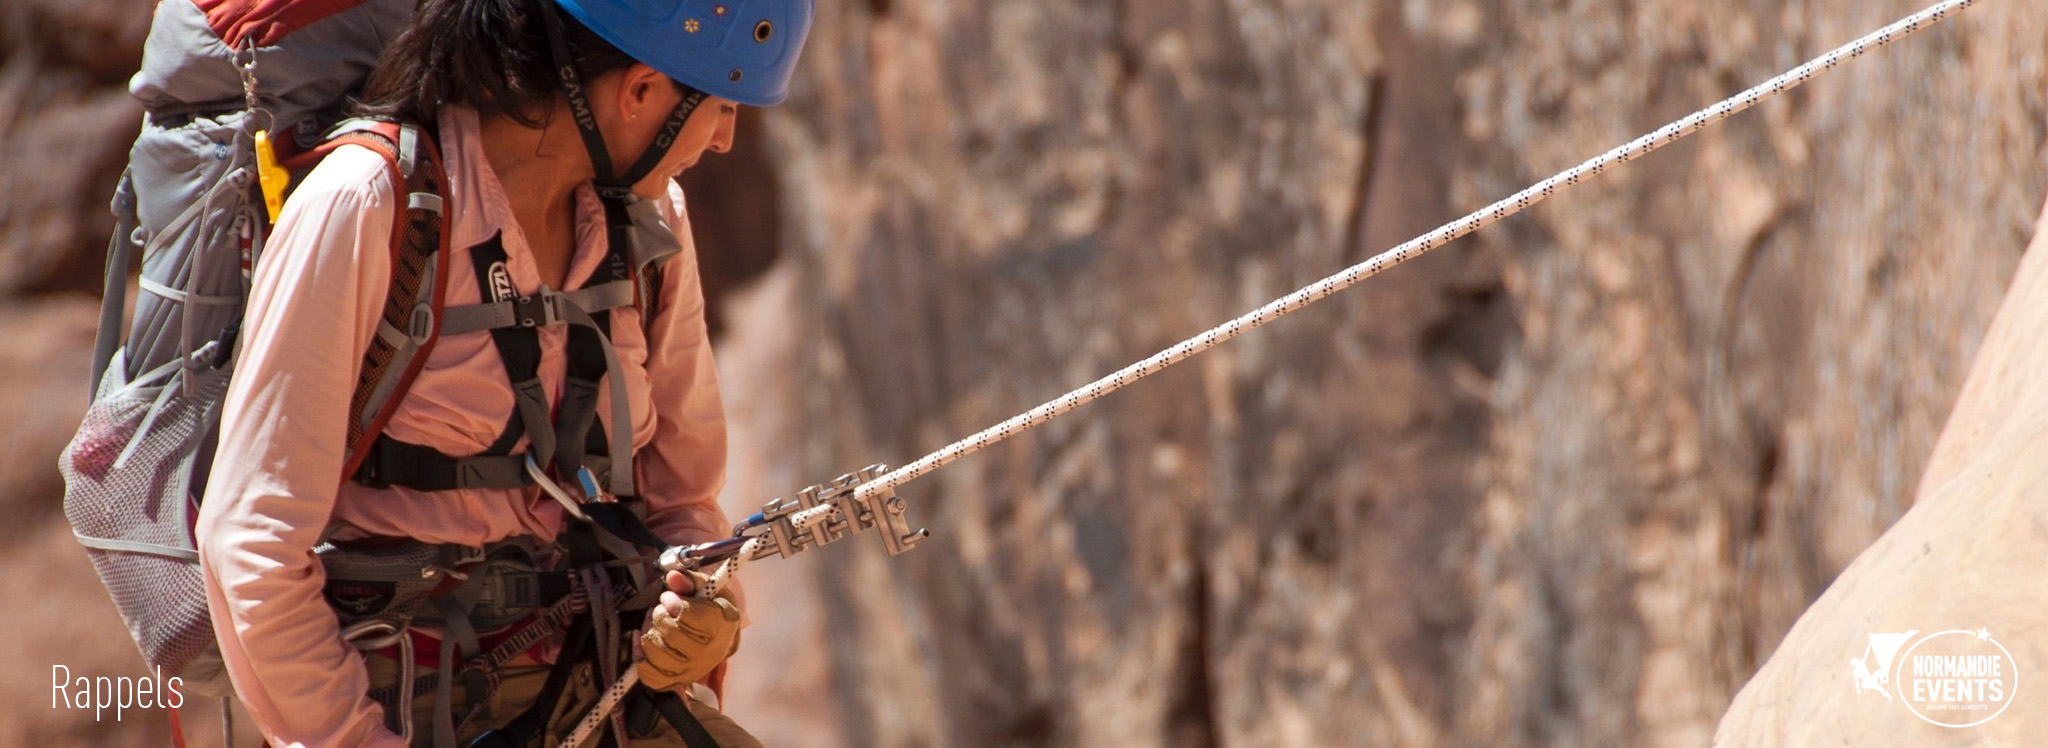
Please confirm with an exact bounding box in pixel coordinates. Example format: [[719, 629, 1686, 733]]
[[1852, 628, 2019, 728], [653, 105, 689, 150], [560, 63, 599, 134]]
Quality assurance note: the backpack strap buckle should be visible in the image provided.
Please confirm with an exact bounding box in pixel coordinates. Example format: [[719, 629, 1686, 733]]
[[407, 304, 436, 344]]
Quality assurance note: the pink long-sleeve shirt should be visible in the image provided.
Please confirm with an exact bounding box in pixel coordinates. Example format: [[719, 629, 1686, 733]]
[[196, 106, 732, 748]]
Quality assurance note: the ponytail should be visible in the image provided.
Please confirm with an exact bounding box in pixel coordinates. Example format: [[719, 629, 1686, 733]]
[[356, 0, 640, 128]]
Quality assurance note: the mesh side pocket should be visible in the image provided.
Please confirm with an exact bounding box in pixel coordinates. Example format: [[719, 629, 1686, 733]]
[[60, 350, 232, 678]]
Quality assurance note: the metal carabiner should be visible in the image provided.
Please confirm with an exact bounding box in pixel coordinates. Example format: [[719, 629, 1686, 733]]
[[527, 455, 591, 521]]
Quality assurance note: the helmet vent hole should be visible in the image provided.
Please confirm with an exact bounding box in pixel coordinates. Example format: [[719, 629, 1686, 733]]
[[754, 20, 773, 42], [729, 69, 744, 82]]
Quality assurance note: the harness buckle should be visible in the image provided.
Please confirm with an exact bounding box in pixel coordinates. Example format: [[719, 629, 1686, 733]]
[[512, 291, 564, 328]]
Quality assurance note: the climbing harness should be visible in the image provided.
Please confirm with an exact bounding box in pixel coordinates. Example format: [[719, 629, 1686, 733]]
[[323, 1, 823, 744]]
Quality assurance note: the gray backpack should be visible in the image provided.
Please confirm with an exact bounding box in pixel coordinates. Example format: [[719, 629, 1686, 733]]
[[57, 0, 428, 692]]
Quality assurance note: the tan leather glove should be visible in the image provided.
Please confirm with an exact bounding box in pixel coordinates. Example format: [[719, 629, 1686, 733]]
[[638, 574, 742, 691]]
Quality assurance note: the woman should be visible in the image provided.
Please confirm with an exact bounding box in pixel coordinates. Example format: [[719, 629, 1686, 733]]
[[194, 0, 812, 746]]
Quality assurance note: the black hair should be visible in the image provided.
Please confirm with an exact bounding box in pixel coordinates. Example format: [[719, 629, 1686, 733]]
[[356, 0, 642, 128]]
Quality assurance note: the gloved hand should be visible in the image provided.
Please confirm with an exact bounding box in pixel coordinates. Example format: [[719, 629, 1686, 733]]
[[637, 569, 742, 691]]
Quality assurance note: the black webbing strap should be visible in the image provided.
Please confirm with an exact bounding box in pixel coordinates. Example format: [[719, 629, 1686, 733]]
[[643, 689, 723, 748], [558, 517, 607, 568], [552, 332, 608, 488], [352, 436, 534, 490], [470, 237, 556, 470], [582, 503, 668, 551]]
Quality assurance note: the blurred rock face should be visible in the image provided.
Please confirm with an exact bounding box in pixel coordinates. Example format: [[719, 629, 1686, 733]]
[[1, 1, 2045, 747], [738, 1, 2048, 747], [0, 0, 149, 295], [0, 0, 152, 744]]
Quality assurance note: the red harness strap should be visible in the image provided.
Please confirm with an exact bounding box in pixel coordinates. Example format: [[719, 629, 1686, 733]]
[[167, 704, 187, 748]]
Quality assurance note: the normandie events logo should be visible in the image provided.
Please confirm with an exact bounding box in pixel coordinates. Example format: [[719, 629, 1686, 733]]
[[1852, 628, 2018, 728]]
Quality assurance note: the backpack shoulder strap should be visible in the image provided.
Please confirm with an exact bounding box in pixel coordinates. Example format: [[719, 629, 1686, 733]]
[[328, 120, 454, 485]]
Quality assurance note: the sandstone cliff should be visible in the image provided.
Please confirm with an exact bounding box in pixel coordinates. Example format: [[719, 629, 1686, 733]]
[[723, 1, 2047, 746]]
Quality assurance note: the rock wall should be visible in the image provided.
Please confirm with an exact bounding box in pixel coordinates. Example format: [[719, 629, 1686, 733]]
[[726, 1, 2047, 746], [0, 0, 154, 743], [1714, 194, 2048, 746], [0, 1, 2043, 746], [0, 0, 147, 296]]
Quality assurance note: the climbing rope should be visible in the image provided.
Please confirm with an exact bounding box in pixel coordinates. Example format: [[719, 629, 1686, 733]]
[[804, 0, 1981, 521]]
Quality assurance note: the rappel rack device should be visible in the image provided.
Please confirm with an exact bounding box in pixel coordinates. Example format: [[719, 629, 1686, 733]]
[[660, 465, 929, 574]]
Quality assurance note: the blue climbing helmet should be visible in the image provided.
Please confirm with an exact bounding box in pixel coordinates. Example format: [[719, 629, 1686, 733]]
[[553, 0, 815, 107]]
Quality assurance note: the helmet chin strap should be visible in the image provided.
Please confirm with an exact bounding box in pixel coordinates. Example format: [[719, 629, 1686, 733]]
[[539, 0, 708, 202]]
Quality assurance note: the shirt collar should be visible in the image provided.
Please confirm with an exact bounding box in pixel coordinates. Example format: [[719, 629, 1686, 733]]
[[436, 105, 614, 291]]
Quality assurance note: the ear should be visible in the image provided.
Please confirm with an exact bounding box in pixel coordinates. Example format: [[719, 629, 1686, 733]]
[[614, 62, 671, 119]]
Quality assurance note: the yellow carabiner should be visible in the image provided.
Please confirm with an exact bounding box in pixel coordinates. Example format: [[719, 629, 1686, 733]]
[[254, 130, 289, 222]]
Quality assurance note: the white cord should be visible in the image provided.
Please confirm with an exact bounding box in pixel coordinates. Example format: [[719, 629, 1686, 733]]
[[561, 668, 638, 748], [698, 537, 766, 597]]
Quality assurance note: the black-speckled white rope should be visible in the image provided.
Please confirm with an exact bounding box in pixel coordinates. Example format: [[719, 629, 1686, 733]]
[[700, 536, 765, 595], [563, 668, 635, 748], [794, 0, 1979, 520]]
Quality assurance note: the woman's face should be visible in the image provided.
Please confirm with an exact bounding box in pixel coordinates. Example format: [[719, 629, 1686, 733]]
[[593, 63, 739, 198]]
